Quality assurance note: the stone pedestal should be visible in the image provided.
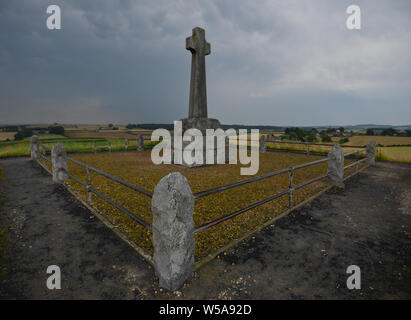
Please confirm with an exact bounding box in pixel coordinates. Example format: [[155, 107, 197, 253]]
[[327, 145, 345, 186], [366, 141, 376, 165], [52, 143, 68, 182], [152, 172, 194, 291], [30, 135, 40, 160]]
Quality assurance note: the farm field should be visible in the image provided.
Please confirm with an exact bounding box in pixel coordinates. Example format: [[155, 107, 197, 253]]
[[341, 135, 411, 146], [63, 124, 127, 131], [61, 151, 363, 261], [266, 141, 362, 156], [377, 146, 411, 162], [0, 132, 16, 141], [0, 137, 158, 158], [65, 131, 144, 139]]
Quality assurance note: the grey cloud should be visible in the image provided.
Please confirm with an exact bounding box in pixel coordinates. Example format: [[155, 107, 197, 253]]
[[0, 0, 410, 126]]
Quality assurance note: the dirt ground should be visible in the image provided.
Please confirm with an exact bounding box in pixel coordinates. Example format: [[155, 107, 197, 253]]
[[0, 158, 410, 299]]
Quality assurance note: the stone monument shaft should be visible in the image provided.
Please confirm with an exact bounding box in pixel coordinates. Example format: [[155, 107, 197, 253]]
[[186, 27, 210, 118]]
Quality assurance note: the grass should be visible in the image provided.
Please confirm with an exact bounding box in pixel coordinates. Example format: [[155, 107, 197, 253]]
[[376, 146, 411, 162], [0, 132, 17, 141], [267, 141, 362, 156], [61, 151, 362, 261], [0, 137, 157, 158], [342, 135, 411, 147]]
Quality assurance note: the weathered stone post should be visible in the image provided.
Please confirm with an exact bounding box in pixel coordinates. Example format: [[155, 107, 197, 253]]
[[365, 140, 376, 165], [138, 135, 144, 151], [125, 138, 128, 151], [260, 135, 266, 152], [30, 135, 40, 160], [52, 143, 68, 182], [327, 144, 345, 186], [152, 172, 195, 291]]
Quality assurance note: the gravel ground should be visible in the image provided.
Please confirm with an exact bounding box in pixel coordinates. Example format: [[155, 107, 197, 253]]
[[0, 158, 410, 299]]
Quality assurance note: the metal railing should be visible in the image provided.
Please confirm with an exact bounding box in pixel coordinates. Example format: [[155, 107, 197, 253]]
[[194, 148, 367, 234], [38, 143, 52, 173], [40, 136, 153, 154], [265, 138, 364, 156], [62, 156, 153, 231], [35, 142, 368, 248]]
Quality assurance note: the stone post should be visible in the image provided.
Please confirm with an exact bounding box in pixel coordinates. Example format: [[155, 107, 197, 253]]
[[152, 172, 195, 291], [365, 140, 376, 165], [125, 138, 128, 151], [52, 143, 68, 182], [138, 134, 144, 151], [30, 135, 40, 160], [259, 135, 266, 153], [327, 144, 344, 186]]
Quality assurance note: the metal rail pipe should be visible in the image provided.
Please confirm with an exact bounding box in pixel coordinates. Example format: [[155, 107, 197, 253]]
[[195, 189, 290, 233], [194, 157, 328, 199], [66, 157, 153, 198], [63, 168, 151, 230]]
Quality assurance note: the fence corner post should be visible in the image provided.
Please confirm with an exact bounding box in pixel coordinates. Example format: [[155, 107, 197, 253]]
[[366, 140, 376, 165], [259, 135, 266, 152], [152, 172, 195, 291], [30, 135, 40, 160], [138, 134, 144, 151], [52, 143, 68, 182], [327, 144, 344, 186]]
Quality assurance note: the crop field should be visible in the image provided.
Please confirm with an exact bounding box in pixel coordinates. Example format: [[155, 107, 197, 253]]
[[61, 152, 364, 262], [377, 146, 411, 162], [266, 141, 361, 156], [63, 124, 127, 131], [65, 131, 143, 139], [0, 132, 17, 141], [0, 137, 157, 158], [342, 135, 411, 146]]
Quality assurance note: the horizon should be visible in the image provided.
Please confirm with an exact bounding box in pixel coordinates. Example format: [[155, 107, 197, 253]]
[[1, 122, 410, 129]]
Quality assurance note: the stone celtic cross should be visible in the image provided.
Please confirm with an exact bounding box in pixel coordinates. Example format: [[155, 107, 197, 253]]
[[186, 27, 210, 119]]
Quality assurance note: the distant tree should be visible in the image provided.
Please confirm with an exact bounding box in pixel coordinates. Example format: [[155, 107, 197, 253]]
[[338, 127, 345, 133], [406, 130, 411, 137], [305, 134, 317, 143], [339, 137, 349, 144], [108, 123, 113, 128], [382, 128, 397, 136], [48, 126, 65, 135], [366, 128, 374, 136], [126, 124, 137, 129], [322, 135, 332, 143], [14, 132, 24, 141], [20, 127, 33, 138]]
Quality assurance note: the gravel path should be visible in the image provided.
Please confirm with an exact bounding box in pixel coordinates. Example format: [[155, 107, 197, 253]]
[[0, 158, 410, 299]]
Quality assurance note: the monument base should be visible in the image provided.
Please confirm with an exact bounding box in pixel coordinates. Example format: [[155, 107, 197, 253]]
[[180, 117, 221, 133], [172, 117, 229, 168]]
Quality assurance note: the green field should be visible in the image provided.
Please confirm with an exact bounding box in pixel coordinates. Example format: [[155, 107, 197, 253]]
[[376, 146, 411, 162], [0, 137, 157, 158]]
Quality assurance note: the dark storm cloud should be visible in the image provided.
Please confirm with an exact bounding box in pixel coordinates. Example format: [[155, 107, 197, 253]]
[[0, 0, 410, 125]]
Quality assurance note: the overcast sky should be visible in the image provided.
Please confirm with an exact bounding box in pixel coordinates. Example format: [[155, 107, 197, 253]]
[[0, 0, 410, 126]]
